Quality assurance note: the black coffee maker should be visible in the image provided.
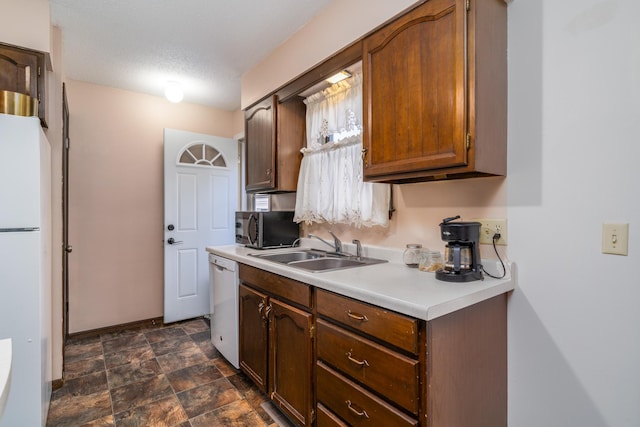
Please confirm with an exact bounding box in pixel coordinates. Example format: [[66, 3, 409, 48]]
[[435, 216, 483, 282]]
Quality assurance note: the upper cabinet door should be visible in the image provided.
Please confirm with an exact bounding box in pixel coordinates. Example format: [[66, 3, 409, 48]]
[[363, 0, 466, 180], [363, 0, 507, 183], [0, 43, 50, 128], [0, 48, 38, 97], [245, 95, 277, 193], [244, 94, 306, 193]]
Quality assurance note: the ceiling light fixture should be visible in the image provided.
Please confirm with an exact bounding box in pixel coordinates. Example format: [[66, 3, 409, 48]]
[[165, 81, 184, 103], [325, 70, 352, 85]]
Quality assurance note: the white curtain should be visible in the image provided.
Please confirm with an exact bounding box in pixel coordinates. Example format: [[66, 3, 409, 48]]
[[294, 73, 390, 227]]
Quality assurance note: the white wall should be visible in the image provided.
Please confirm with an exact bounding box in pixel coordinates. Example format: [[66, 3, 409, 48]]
[[507, 0, 640, 425]]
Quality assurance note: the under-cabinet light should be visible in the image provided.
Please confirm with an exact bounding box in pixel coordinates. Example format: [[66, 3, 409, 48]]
[[325, 70, 352, 84]]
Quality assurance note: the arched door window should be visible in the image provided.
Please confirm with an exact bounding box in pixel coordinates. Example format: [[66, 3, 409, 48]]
[[178, 142, 227, 167]]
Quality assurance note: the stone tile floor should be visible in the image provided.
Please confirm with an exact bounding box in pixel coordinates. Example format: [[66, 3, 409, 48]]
[[46, 318, 276, 427]]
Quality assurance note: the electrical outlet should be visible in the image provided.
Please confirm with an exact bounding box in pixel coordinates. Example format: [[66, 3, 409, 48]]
[[477, 219, 508, 245]]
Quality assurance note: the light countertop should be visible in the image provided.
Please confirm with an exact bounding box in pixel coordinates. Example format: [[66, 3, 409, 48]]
[[0, 338, 12, 420], [206, 241, 515, 321]]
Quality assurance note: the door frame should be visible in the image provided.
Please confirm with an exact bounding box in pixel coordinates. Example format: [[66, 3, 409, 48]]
[[61, 83, 70, 368]]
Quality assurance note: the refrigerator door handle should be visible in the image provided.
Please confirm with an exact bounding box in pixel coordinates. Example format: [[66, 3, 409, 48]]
[[0, 227, 40, 232]]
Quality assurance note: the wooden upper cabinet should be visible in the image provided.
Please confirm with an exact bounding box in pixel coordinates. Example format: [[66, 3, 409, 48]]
[[245, 95, 276, 192], [245, 94, 305, 193], [0, 42, 51, 128], [362, 0, 507, 183]]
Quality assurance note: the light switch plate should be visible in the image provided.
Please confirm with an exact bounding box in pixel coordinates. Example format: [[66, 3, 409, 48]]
[[602, 223, 629, 255]]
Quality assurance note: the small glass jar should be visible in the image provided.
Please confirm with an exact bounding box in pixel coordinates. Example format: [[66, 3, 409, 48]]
[[403, 244, 424, 268], [419, 251, 444, 272]]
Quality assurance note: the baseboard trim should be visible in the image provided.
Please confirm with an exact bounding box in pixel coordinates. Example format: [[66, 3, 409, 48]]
[[67, 316, 164, 341]]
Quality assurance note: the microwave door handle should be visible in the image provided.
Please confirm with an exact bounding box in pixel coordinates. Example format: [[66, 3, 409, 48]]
[[248, 214, 257, 246]]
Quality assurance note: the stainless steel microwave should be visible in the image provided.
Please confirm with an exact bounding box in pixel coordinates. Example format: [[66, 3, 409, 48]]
[[235, 211, 299, 249]]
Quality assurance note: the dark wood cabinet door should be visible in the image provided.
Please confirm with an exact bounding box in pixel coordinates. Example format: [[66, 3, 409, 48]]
[[274, 96, 306, 192], [0, 48, 38, 97], [0, 43, 49, 128], [239, 284, 269, 393], [363, 0, 467, 180], [245, 95, 276, 192], [269, 298, 314, 426]]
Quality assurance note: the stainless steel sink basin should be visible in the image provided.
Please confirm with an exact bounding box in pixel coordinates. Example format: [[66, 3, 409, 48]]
[[288, 257, 369, 272], [250, 249, 387, 272], [252, 250, 325, 264]]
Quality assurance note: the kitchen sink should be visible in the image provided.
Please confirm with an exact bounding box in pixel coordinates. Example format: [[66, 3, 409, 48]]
[[252, 250, 325, 264], [250, 249, 387, 272]]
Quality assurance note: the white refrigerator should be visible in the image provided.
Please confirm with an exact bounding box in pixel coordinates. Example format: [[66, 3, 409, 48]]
[[0, 113, 52, 426]]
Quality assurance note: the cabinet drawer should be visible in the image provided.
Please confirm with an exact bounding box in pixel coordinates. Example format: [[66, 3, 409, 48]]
[[316, 289, 418, 354], [317, 403, 348, 427], [317, 319, 419, 414], [239, 264, 312, 308], [317, 362, 418, 427]]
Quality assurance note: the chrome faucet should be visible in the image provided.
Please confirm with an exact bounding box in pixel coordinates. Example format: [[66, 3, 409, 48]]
[[308, 231, 343, 254], [329, 231, 343, 254], [352, 239, 362, 259]]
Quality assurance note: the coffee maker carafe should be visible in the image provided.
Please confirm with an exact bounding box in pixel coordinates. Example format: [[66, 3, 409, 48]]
[[435, 216, 483, 282]]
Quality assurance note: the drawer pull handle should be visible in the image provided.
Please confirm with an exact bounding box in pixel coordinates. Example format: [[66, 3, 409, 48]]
[[346, 400, 369, 419], [346, 311, 368, 322], [346, 351, 370, 367]]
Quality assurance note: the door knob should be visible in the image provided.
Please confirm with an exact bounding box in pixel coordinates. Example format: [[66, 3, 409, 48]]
[[65, 245, 73, 253], [167, 237, 183, 245]]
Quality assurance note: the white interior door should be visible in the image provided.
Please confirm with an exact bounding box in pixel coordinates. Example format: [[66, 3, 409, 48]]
[[164, 129, 238, 323]]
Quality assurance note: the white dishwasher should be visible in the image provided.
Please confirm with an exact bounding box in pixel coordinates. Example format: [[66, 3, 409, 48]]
[[209, 253, 239, 369]]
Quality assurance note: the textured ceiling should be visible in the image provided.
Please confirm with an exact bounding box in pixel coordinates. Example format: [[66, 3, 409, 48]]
[[50, 0, 332, 111]]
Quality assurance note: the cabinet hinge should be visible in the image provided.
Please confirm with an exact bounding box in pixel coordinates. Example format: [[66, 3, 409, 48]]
[[466, 134, 471, 150], [466, 0, 470, 11]]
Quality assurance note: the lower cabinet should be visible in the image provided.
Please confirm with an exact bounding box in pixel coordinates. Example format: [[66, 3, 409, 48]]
[[317, 362, 418, 427], [315, 289, 421, 426], [238, 265, 314, 426], [239, 263, 507, 427], [238, 284, 268, 392]]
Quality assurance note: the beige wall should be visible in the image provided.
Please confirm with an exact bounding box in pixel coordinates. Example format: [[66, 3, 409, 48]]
[[241, 0, 418, 108], [2, 0, 66, 383], [47, 24, 65, 382], [0, 0, 51, 52], [304, 178, 507, 254], [242, 0, 508, 254], [66, 80, 241, 333]]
